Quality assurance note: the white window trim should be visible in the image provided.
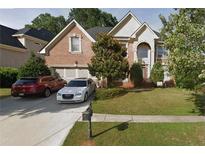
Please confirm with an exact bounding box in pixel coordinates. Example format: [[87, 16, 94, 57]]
[[125, 43, 128, 58], [69, 34, 82, 53]]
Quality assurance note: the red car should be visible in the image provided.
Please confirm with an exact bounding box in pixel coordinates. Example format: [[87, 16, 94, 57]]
[[11, 76, 67, 97]]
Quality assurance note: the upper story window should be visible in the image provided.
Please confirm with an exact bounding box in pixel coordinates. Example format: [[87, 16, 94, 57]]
[[137, 44, 150, 59], [138, 48, 148, 58], [157, 46, 168, 58], [69, 36, 81, 53]]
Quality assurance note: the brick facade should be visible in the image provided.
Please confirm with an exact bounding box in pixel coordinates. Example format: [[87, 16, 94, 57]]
[[45, 25, 94, 67]]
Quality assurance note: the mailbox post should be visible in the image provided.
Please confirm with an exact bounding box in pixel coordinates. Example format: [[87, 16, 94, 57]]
[[82, 102, 93, 139]]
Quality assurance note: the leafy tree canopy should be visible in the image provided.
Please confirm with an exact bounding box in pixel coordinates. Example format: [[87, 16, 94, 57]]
[[68, 8, 118, 29], [160, 8, 205, 89], [18, 52, 51, 78], [25, 13, 67, 35], [88, 34, 129, 87]]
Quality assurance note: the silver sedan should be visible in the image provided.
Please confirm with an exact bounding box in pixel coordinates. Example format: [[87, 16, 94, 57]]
[[56, 78, 96, 103]]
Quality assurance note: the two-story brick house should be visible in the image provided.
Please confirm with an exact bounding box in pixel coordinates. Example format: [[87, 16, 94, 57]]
[[40, 11, 169, 83]]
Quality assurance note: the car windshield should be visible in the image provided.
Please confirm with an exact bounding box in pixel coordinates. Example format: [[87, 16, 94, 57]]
[[66, 80, 87, 87], [15, 78, 38, 85]]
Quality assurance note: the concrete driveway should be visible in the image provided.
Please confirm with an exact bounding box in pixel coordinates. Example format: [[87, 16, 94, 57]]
[[0, 93, 91, 146]]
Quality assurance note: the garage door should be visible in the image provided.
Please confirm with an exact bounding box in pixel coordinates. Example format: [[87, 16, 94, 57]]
[[78, 69, 89, 78], [55, 68, 91, 81]]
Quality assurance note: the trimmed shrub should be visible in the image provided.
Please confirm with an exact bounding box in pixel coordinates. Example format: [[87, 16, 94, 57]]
[[164, 79, 176, 87], [0, 67, 18, 88], [195, 84, 205, 94], [175, 77, 196, 89], [201, 86, 205, 94], [130, 63, 143, 87], [18, 52, 50, 78], [95, 88, 127, 100], [150, 62, 164, 83]]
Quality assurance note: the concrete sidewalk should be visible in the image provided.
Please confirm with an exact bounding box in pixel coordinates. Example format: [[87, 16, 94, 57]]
[[79, 113, 205, 123]]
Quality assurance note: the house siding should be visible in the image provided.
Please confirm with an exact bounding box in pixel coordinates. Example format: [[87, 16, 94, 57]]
[[0, 37, 47, 68], [24, 37, 46, 54], [113, 16, 141, 37], [0, 48, 28, 68]]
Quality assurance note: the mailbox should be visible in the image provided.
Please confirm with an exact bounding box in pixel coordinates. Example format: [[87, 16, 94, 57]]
[[82, 104, 93, 138], [82, 106, 93, 121]]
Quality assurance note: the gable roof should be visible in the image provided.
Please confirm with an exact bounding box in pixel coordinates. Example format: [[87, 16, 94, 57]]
[[40, 12, 162, 54], [0, 24, 26, 49], [14, 27, 54, 42], [40, 19, 95, 54], [153, 30, 160, 37], [108, 11, 142, 36], [86, 26, 113, 40], [130, 22, 159, 39]]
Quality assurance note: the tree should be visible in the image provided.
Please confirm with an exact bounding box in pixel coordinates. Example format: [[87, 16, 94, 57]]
[[199, 70, 205, 81], [130, 63, 143, 87], [150, 62, 164, 83], [68, 9, 118, 29], [0, 67, 18, 88], [18, 52, 51, 78], [88, 34, 129, 87], [159, 9, 205, 89], [25, 13, 67, 35]]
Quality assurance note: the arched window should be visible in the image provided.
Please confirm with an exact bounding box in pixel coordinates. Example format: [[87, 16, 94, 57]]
[[137, 43, 150, 59]]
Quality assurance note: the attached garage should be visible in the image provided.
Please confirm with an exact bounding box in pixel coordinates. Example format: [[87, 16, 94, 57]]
[[55, 67, 93, 81]]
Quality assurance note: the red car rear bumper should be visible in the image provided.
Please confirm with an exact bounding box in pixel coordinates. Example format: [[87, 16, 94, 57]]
[[11, 88, 44, 97]]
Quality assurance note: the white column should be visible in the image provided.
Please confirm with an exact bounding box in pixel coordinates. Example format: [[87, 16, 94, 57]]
[[151, 48, 155, 69], [147, 49, 151, 78], [134, 50, 137, 62], [63, 68, 66, 78], [76, 69, 78, 78]]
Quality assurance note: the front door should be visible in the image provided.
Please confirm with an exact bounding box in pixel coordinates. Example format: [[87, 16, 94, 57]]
[[142, 65, 148, 79], [137, 43, 151, 79]]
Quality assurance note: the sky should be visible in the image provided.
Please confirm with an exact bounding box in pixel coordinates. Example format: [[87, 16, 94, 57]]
[[0, 8, 175, 31]]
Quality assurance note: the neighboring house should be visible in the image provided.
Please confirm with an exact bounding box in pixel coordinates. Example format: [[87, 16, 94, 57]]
[[40, 11, 169, 83], [0, 24, 54, 68]]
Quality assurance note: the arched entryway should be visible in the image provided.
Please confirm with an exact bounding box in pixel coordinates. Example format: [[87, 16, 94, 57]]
[[137, 42, 151, 79]]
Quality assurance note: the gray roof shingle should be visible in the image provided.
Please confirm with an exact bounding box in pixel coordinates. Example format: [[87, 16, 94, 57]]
[[86, 26, 160, 40], [153, 30, 160, 37], [0, 25, 26, 49], [86, 26, 113, 40], [0, 24, 54, 49], [15, 27, 54, 41]]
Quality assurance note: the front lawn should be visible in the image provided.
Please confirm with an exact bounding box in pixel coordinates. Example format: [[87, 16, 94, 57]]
[[0, 88, 11, 97], [93, 88, 205, 115], [64, 122, 205, 146]]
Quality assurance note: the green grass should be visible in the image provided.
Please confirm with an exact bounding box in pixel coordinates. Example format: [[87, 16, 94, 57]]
[[63, 122, 205, 146], [93, 88, 205, 115], [0, 88, 11, 97]]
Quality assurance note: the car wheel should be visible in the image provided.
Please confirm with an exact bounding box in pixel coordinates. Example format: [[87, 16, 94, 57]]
[[44, 88, 51, 97], [84, 92, 88, 102]]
